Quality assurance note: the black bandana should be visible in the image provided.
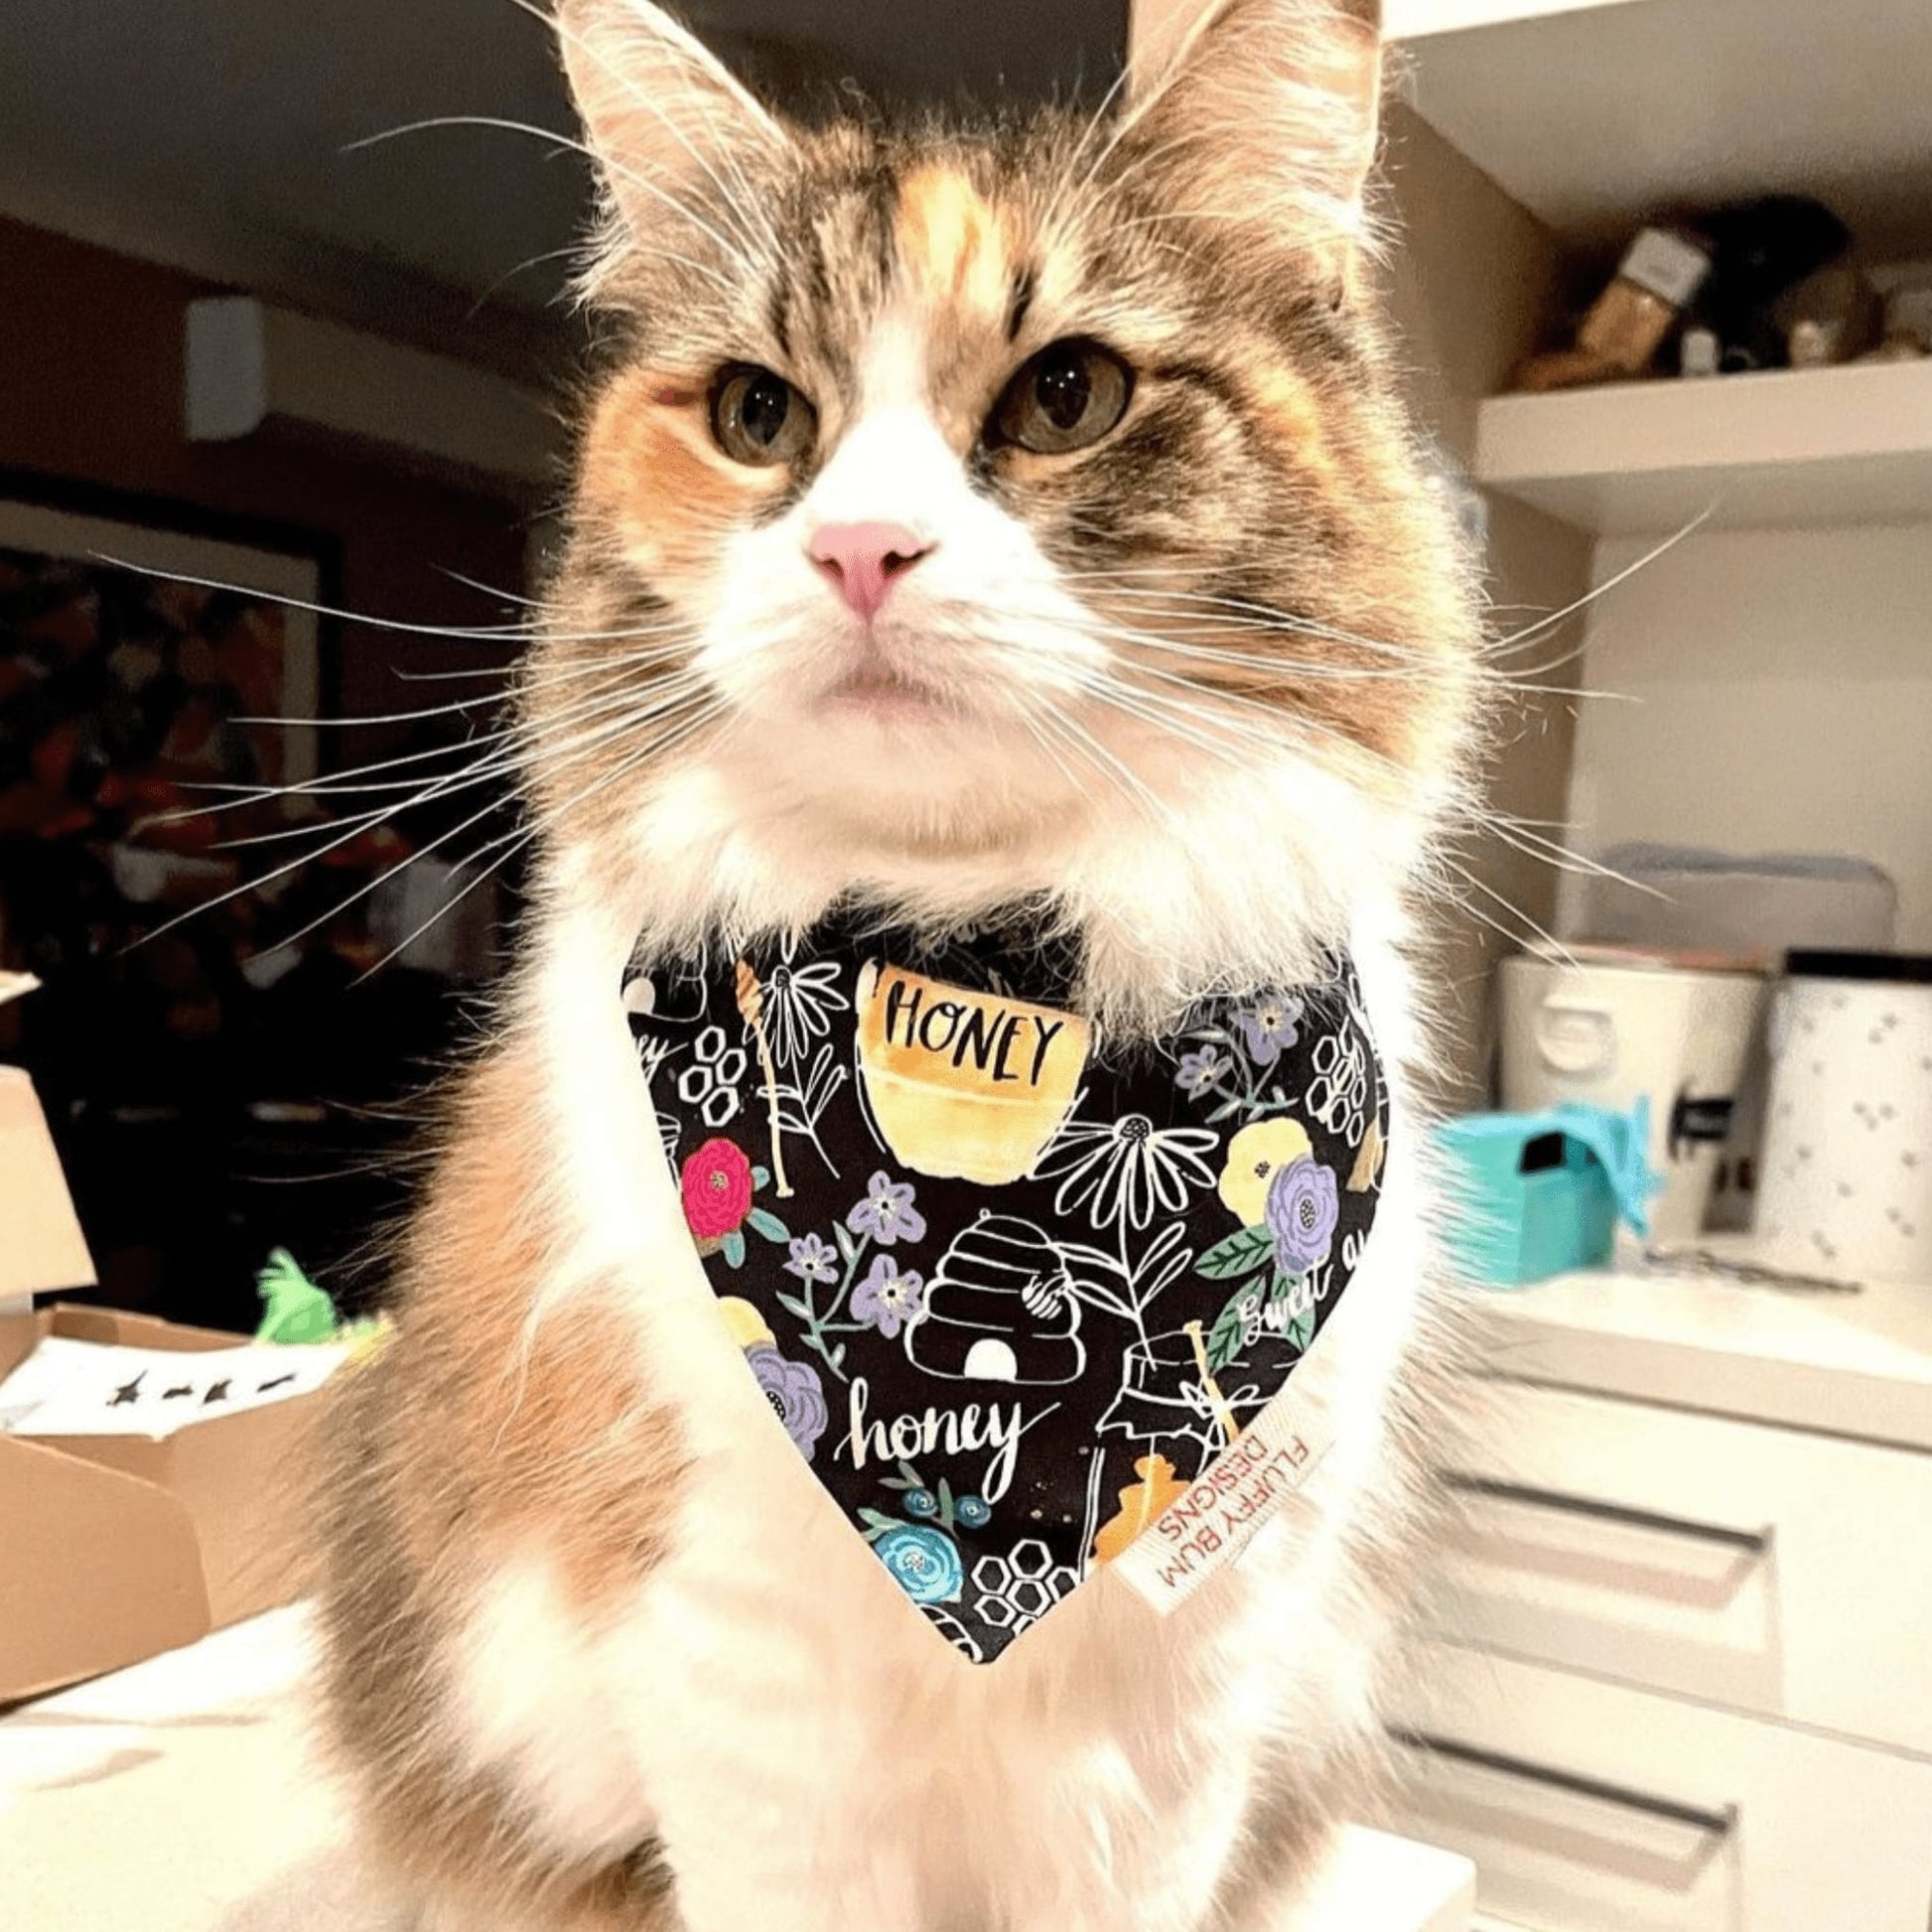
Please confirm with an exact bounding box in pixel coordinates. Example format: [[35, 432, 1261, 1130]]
[[624, 913, 1388, 1664]]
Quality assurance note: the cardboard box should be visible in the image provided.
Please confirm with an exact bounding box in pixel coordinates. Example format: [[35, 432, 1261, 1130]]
[[0, 1060, 321, 1701], [0, 1305, 322, 1702], [0, 1062, 96, 1313]]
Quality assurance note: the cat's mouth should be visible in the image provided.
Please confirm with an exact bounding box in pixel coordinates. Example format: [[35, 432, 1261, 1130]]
[[818, 664, 954, 721]]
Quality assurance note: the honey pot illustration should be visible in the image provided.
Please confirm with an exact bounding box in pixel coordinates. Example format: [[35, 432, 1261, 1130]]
[[854, 961, 1089, 1185]]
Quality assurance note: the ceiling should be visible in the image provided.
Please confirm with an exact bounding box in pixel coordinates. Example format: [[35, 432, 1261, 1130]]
[[0, 0, 1125, 376]]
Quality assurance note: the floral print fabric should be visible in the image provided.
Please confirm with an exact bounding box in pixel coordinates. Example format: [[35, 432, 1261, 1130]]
[[625, 916, 1389, 1664]]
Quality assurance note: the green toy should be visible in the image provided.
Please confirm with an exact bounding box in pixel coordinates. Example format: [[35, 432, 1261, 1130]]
[[253, 1247, 343, 1344], [254, 1247, 394, 1359]]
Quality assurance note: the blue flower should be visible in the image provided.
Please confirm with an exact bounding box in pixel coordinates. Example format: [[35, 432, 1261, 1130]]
[[1235, 995, 1304, 1067], [846, 1172, 927, 1248], [954, 1494, 992, 1529], [872, 1523, 964, 1605], [782, 1233, 840, 1284], [1175, 1046, 1232, 1097], [903, 1488, 939, 1519]]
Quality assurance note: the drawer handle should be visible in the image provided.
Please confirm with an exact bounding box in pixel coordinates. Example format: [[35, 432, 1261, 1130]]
[[1443, 1473, 1774, 1557], [1391, 1729, 1737, 1840]]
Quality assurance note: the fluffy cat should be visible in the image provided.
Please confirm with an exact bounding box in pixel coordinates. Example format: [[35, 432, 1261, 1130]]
[[317, 2, 1482, 1928]]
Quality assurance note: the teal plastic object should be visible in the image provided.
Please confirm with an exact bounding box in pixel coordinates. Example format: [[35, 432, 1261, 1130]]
[[1435, 1100, 1659, 1288]]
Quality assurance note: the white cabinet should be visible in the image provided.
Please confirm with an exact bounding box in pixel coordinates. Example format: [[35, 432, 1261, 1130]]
[[1396, 1270, 1932, 1930], [1393, 1645, 1932, 1932], [1430, 1378, 1932, 1753]]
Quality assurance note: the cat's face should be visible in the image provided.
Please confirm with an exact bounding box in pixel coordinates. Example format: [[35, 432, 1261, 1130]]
[[537, 0, 1477, 944]]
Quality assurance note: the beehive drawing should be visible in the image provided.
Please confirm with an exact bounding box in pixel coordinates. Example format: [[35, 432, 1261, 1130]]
[[905, 1211, 1086, 1385]]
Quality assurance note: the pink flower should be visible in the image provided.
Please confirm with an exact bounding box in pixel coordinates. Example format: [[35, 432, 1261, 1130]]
[[680, 1138, 754, 1240]]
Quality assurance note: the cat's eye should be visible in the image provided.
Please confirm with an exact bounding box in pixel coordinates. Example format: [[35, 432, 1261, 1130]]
[[989, 340, 1134, 456], [710, 364, 816, 468]]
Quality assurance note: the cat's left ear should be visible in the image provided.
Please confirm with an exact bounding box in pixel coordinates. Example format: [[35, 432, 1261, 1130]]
[[1124, 0, 1384, 294], [553, 0, 786, 249]]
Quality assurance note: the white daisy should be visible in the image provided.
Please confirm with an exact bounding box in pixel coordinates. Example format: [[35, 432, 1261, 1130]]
[[1035, 1113, 1218, 1232], [760, 956, 849, 1069]]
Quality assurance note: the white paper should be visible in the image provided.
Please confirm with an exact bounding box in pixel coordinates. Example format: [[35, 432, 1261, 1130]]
[[0, 1336, 345, 1441]]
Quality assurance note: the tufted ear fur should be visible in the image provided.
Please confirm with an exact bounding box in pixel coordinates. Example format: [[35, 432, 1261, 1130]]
[[552, 0, 786, 266], [1125, 0, 1385, 292]]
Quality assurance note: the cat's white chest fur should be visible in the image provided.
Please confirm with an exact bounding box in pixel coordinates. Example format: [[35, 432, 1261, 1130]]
[[439, 890, 1431, 1932]]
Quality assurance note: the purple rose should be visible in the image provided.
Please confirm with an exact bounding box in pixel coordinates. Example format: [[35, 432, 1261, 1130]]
[[745, 1344, 830, 1460], [1235, 995, 1304, 1067], [1265, 1156, 1338, 1273], [850, 1254, 925, 1339], [846, 1171, 926, 1248]]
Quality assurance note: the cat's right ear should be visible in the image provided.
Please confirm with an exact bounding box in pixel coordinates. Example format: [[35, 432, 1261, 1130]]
[[552, 1, 786, 246]]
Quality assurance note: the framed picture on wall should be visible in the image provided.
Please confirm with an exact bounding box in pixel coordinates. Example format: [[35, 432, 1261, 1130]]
[[0, 472, 344, 1011], [0, 479, 334, 798]]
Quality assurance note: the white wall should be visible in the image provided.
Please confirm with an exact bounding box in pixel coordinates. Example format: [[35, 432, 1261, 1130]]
[[1381, 103, 1594, 1096], [1565, 521, 1932, 948]]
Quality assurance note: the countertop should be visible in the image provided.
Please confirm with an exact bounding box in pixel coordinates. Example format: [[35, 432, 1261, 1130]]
[[0, 1607, 1475, 1931], [1467, 1256, 1932, 1449]]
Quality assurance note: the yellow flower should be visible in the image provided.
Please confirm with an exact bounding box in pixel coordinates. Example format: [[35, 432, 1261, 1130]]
[[1218, 1117, 1312, 1226], [716, 1296, 774, 1350]]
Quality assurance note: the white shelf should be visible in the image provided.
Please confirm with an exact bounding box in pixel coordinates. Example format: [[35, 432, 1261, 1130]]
[[1389, 0, 1932, 259], [1472, 357, 1932, 534]]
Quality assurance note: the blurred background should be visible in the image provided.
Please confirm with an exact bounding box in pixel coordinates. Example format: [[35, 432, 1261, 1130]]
[[3, 4, 1932, 1926], [0, 0, 1124, 1332]]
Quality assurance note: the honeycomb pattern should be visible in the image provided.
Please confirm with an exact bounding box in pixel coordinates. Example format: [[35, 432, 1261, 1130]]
[[971, 1539, 1078, 1636]]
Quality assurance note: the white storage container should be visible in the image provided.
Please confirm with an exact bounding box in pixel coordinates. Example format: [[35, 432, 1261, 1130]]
[[1757, 952, 1932, 1283], [1499, 954, 1766, 1245]]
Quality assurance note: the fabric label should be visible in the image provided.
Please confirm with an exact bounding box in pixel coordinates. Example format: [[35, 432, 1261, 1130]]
[[1110, 1309, 1347, 1613]]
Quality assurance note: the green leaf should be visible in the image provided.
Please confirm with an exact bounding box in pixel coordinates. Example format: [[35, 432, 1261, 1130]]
[[774, 1292, 811, 1320], [1196, 1226, 1274, 1281], [1204, 1288, 1253, 1373], [834, 1222, 860, 1265], [1286, 1308, 1315, 1351], [721, 1229, 747, 1269], [1264, 1269, 1302, 1309], [830, 1343, 847, 1372], [859, 1507, 899, 1532], [746, 1207, 790, 1242], [897, 1460, 923, 1487], [1207, 1098, 1245, 1125], [937, 1476, 955, 1533]]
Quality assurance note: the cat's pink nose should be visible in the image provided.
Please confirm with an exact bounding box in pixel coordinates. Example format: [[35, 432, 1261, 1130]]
[[807, 521, 933, 619]]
